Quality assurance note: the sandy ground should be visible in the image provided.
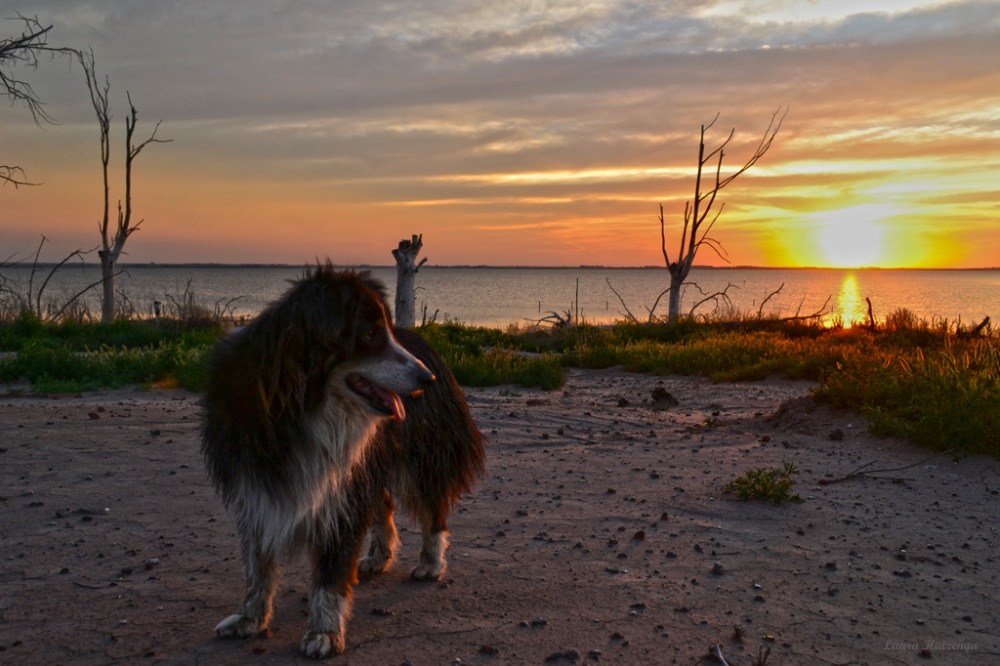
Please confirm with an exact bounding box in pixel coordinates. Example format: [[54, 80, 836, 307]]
[[1, 369, 998, 666]]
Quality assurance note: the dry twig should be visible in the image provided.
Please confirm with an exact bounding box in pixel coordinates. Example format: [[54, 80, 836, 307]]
[[819, 449, 956, 485]]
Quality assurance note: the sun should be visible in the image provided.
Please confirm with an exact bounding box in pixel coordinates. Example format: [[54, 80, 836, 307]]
[[812, 204, 896, 268]]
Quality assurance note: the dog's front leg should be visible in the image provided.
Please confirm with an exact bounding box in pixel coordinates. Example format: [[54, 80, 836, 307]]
[[300, 535, 362, 658], [216, 540, 279, 638], [300, 583, 351, 658]]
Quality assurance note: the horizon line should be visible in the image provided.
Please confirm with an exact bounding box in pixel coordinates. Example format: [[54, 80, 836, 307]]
[[12, 262, 1000, 271]]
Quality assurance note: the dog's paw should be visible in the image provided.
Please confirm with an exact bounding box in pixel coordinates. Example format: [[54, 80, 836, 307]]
[[358, 553, 391, 576], [360, 521, 398, 577], [411, 530, 448, 580], [300, 630, 345, 659], [410, 558, 446, 581], [215, 613, 264, 638]]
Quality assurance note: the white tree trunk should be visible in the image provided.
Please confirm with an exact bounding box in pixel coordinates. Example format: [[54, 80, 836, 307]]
[[666, 263, 688, 321], [392, 235, 424, 328], [100, 251, 116, 323], [667, 279, 683, 321], [667, 282, 681, 321]]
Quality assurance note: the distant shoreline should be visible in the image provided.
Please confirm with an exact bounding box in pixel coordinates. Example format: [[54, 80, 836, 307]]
[[12, 263, 1000, 271]]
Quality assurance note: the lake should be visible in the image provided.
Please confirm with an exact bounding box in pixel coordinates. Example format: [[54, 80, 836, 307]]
[[2, 264, 998, 328]]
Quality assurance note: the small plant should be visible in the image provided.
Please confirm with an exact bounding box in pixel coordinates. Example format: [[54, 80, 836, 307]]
[[724, 463, 802, 505]]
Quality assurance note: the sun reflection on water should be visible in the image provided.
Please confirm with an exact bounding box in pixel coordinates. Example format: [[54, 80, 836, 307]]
[[834, 273, 868, 327]]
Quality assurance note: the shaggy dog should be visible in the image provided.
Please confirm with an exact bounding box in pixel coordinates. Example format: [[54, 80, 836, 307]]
[[201, 265, 485, 658]]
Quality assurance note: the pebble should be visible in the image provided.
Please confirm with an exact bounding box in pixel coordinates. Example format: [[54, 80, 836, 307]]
[[544, 648, 580, 663]]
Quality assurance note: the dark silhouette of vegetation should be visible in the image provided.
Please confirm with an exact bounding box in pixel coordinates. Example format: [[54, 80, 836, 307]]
[[79, 48, 170, 323], [1, 15, 78, 187], [655, 108, 786, 321]]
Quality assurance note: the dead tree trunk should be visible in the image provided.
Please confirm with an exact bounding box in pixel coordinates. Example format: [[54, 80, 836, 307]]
[[657, 109, 785, 322], [81, 50, 168, 322], [392, 234, 426, 328]]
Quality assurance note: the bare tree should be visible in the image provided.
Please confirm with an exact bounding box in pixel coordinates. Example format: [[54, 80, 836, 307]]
[[657, 108, 786, 321], [1, 15, 77, 187], [79, 48, 169, 323], [392, 234, 426, 328]]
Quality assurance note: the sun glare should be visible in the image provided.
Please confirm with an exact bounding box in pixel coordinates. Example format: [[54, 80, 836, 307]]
[[812, 204, 899, 268]]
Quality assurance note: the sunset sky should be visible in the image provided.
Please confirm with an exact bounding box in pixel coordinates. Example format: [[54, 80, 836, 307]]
[[2, 1, 999, 268]]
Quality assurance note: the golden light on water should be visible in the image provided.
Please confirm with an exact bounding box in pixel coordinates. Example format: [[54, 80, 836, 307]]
[[834, 273, 868, 327]]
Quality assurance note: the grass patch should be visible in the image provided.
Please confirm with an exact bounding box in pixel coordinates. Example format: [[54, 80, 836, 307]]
[[0, 340, 214, 393], [817, 340, 1000, 456], [724, 463, 803, 505], [0, 313, 219, 392], [0, 312, 223, 352], [2, 308, 998, 458], [417, 322, 565, 389]]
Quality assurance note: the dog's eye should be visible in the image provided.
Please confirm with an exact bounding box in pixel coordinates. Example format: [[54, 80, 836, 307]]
[[364, 326, 381, 343]]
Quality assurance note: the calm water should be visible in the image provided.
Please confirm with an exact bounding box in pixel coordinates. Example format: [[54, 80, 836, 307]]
[[3, 264, 998, 328]]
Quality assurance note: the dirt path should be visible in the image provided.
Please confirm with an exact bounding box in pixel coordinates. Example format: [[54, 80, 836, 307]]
[[1, 370, 998, 665]]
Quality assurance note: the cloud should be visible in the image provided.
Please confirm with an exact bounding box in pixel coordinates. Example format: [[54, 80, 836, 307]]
[[2, 1, 998, 265]]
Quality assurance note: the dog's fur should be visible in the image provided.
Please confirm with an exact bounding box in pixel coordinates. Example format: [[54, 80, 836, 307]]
[[201, 265, 485, 658]]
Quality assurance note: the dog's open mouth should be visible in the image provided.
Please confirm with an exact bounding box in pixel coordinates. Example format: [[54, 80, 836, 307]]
[[347, 374, 406, 421]]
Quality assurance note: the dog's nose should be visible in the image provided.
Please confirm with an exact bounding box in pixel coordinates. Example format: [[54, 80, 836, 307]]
[[418, 367, 436, 387]]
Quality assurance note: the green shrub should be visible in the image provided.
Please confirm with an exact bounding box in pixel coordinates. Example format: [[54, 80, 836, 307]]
[[448, 348, 565, 390], [821, 341, 1000, 454], [724, 463, 802, 505]]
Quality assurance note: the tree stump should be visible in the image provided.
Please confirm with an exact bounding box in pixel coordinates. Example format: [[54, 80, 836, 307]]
[[392, 234, 426, 328]]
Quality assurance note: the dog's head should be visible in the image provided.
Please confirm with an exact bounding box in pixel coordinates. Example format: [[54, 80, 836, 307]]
[[249, 263, 434, 420]]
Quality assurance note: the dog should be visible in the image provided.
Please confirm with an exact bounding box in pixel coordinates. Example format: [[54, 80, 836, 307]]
[[201, 264, 485, 658]]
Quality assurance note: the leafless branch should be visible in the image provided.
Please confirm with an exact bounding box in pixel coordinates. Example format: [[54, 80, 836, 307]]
[[646, 288, 671, 322], [655, 108, 787, 321], [757, 282, 784, 319], [965, 315, 992, 338], [777, 295, 831, 322], [819, 449, 956, 486], [687, 281, 739, 317], [1, 163, 36, 188], [26, 234, 47, 305], [528, 310, 572, 329], [0, 15, 78, 123], [79, 48, 112, 248], [606, 278, 640, 323], [1, 16, 80, 187], [658, 203, 671, 269], [35, 247, 97, 317], [49, 265, 124, 321]]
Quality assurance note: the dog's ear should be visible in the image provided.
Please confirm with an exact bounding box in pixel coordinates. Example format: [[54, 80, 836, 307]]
[[359, 273, 392, 324], [251, 279, 348, 420], [252, 267, 390, 419], [256, 316, 313, 420], [301, 280, 359, 411]]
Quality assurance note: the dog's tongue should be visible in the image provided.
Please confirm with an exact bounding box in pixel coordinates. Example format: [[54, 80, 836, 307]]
[[349, 374, 409, 421], [387, 391, 406, 421], [373, 385, 405, 421]]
